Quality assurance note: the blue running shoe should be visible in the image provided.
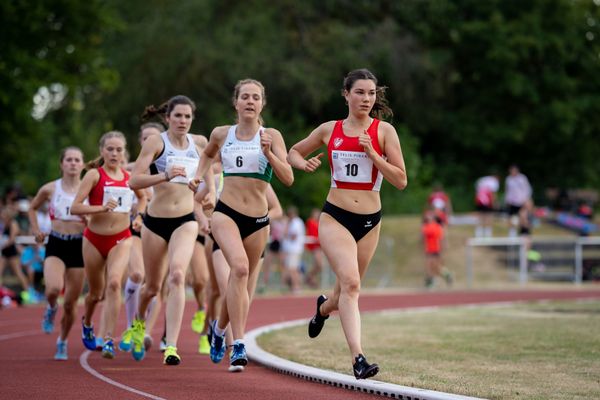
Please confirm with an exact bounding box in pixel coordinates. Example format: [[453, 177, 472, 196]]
[[230, 342, 248, 367], [81, 318, 97, 351], [54, 338, 68, 361], [42, 305, 57, 334], [209, 320, 226, 364], [102, 339, 115, 359]]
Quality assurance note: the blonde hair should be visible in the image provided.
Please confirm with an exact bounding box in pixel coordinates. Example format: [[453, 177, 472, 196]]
[[86, 131, 127, 170]]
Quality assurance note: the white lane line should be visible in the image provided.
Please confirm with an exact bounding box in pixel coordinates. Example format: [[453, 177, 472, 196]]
[[245, 312, 486, 400], [0, 330, 40, 341], [79, 351, 166, 400]]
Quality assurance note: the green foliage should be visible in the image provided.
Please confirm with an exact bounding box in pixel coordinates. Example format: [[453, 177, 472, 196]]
[[2, 0, 600, 211]]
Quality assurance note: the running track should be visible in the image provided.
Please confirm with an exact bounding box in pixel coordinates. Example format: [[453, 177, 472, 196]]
[[1, 288, 600, 399]]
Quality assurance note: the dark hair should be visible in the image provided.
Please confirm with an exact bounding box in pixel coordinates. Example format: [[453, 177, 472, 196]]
[[86, 131, 127, 170], [139, 122, 165, 138], [59, 146, 84, 176], [342, 68, 393, 120], [232, 79, 266, 125], [141, 95, 196, 123], [59, 146, 83, 163]]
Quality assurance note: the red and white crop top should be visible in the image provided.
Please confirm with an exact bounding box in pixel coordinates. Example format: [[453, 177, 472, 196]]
[[328, 119, 383, 191]]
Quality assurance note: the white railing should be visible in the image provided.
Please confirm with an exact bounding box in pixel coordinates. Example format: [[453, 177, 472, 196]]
[[465, 236, 600, 287]]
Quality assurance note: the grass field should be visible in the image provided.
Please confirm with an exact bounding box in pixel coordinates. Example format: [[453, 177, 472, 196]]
[[257, 299, 600, 400]]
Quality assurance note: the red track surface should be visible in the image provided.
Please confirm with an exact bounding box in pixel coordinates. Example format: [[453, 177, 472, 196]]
[[1, 288, 600, 399]]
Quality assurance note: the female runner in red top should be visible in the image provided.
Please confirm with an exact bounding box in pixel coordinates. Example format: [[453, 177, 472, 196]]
[[71, 131, 146, 359], [287, 68, 407, 380]]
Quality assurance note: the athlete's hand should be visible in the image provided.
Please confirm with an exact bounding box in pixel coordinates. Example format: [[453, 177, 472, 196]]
[[188, 177, 201, 192], [132, 215, 143, 232], [201, 190, 216, 210], [168, 165, 187, 179], [103, 198, 119, 212], [359, 130, 375, 157], [304, 153, 324, 173], [32, 229, 46, 244], [260, 130, 272, 154], [198, 218, 210, 235]]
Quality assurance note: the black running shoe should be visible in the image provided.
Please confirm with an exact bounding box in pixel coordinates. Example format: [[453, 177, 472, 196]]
[[308, 295, 329, 338], [353, 354, 379, 380]]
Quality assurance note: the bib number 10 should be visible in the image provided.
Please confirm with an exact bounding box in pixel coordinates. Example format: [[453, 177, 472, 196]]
[[345, 163, 358, 177]]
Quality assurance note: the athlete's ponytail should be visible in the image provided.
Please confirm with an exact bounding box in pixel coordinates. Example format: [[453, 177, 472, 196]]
[[342, 68, 393, 121], [141, 95, 196, 124]]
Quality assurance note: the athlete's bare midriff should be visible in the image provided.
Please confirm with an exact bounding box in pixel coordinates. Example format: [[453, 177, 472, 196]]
[[219, 176, 268, 217], [147, 181, 195, 218], [326, 188, 381, 214]]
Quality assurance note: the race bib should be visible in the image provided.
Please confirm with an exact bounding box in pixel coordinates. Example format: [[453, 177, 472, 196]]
[[103, 186, 133, 213], [331, 150, 373, 183], [222, 145, 260, 174], [166, 156, 199, 184], [54, 194, 75, 220]]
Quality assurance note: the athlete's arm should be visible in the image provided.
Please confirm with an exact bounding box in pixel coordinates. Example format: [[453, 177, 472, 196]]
[[287, 122, 331, 173], [70, 169, 116, 215], [129, 135, 168, 190], [266, 184, 283, 219], [367, 121, 407, 190], [28, 181, 53, 243], [188, 126, 227, 193], [262, 128, 294, 187]]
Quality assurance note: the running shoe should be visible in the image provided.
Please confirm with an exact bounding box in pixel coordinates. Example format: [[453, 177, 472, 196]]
[[228, 365, 244, 373], [144, 334, 153, 351], [54, 338, 68, 361], [206, 320, 213, 344], [229, 342, 248, 367], [102, 338, 115, 359], [119, 327, 133, 352], [353, 354, 379, 380], [163, 345, 181, 366], [95, 337, 104, 351], [159, 335, 167, 352], [191, 309, 206, 334], [42, 305, 57, 334], [198, 334, 210, 354], [209, 320, 226, 364], [81, 318, 97, 351], [308, 294, 329, 338], [130, 318, 146, 361]]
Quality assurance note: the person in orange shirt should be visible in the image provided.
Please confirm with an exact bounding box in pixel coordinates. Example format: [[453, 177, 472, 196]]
[[421, 212, 452, 288]]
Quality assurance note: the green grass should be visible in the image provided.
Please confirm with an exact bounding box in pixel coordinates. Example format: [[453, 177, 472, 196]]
[[257, 300, 600, 400]]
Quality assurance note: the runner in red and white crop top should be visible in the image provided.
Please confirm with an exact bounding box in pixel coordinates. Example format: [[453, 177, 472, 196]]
[[88, 166, 130, 206], [328, 119, 383, 191]]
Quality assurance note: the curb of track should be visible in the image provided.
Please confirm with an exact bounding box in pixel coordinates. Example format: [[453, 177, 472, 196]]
[[245, 316, 485, 400]]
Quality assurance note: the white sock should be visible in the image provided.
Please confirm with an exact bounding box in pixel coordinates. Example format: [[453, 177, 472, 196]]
[[124, 278, 140, 327], [213, 320, 226, 337]]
